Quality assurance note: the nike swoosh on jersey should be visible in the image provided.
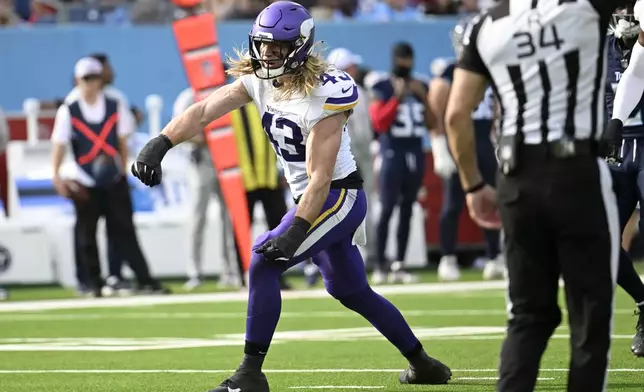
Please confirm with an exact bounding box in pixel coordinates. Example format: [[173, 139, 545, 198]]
[[341, 86, 352, 93]]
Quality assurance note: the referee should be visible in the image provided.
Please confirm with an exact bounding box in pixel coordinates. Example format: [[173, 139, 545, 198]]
[[444, 1, 626, 391]]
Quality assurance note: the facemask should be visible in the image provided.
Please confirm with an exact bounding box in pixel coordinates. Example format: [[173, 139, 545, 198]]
[[392, 65, 412, 78]]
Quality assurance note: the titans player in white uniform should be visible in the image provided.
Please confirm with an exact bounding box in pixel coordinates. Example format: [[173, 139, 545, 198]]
[[131, 2, 451, 392]]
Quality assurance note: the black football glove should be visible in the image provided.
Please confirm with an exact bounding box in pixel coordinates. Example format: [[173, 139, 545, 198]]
[[255, 217, 311, 262], [600, 119, 624, 165], [131, 134, 173, 187]]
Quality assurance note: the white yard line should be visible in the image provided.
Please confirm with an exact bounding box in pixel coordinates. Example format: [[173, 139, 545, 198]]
[[288, 386, 385, 389], [0, 308, 639, 321], [454, 377, 555, 381], [0, 368, 640, 374], [3, 274, 643, 313], [0, 281, 509, 313]]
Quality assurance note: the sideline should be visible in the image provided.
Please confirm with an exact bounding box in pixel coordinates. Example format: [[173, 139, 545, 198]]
[[0, 281, 508, 313]]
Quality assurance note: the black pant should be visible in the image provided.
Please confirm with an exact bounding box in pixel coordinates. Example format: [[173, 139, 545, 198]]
[[496, 145, 618, 392], [376, 148, 425, 267], [75, 233, 124, 285], [73, 177, 154, 289], [610, 166, 644, 305], [233, 187, 288, 284]]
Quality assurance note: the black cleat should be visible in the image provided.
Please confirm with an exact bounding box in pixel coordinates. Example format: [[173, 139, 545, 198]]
[[399, 355, 452, 385], [632, 310, 644, 357], [137, 280, 171, 295], [208, 370, 269, 392]]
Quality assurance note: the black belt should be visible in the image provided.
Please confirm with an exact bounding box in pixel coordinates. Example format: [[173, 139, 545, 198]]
[[497, 136, 599, 176], [517, 139, 598, 159], [293, 171, 363, 204]]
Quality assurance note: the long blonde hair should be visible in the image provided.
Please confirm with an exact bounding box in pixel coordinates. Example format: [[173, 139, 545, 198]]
[[226, 43, 327, 101]]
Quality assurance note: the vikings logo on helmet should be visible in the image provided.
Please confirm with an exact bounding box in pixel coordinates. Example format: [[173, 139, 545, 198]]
[[248, 1, 315, 80]]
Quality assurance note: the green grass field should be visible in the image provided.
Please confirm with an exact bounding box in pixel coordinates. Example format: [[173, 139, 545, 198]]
[[0, 272, 643, 391]]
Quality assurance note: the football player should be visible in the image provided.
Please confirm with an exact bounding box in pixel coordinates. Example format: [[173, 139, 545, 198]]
[[603, 2, 644, 357], [131, 2, 452, 391], [366, 42, 434, 284], [429, 17, 504, 282]]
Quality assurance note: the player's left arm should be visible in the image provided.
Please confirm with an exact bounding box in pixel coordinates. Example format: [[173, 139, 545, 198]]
[[445, 14, 489, 191], [295, 112, 347, 224]]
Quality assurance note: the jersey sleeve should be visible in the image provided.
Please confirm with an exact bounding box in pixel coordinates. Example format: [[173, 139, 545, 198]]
[[239, 74, 258, 102], [457, 14, 491, 79], [305, 69, 359, 130]]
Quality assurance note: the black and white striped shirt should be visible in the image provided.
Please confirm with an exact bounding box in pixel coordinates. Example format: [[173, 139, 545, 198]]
[[459, 0, 627, 144]]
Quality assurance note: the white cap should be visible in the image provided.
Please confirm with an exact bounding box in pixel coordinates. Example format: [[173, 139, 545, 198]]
[[327, 48, 363, 71], [74, 57, 103, 79]]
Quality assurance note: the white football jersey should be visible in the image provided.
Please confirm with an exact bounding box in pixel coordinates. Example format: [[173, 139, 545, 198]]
[[240, 67, 359, 198]]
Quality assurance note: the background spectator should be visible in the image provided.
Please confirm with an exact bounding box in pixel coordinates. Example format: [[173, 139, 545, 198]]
[[359, 0, 423, 21], [29, 0, 60, 24], [0, 0, 21, 26]]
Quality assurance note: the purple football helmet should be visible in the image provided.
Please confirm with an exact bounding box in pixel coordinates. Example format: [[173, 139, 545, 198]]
[[249, 1, 315, 79]]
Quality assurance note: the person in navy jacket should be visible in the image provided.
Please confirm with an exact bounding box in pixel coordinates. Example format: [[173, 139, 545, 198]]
[[51, 57, 169, 297]]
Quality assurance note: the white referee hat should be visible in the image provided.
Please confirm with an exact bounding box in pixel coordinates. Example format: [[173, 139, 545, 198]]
[[74, 57, 103, 79]]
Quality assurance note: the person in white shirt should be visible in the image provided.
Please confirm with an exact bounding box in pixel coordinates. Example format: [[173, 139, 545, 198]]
[[51, 57, 169, 297], [64, 53, 138, 295], [172, 87, 240, 290]]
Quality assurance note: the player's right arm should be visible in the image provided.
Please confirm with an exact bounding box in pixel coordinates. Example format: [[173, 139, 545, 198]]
[[162, 78, 251, 145], [131, 78, 252, 187], [428, 63, 457, 179], [428, 63, 454, 136]]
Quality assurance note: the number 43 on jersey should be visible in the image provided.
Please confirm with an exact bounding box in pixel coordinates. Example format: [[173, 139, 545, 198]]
[[262, 112, 306, 163]]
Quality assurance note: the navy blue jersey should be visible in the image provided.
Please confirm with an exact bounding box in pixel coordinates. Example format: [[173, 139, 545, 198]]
[[441, 60, 495, 136], [606, 35, 644, 138], [369, 72, 428, 151]]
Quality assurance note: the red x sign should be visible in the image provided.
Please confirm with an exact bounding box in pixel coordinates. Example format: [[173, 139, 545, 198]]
[[71, 113, 119, 165]]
